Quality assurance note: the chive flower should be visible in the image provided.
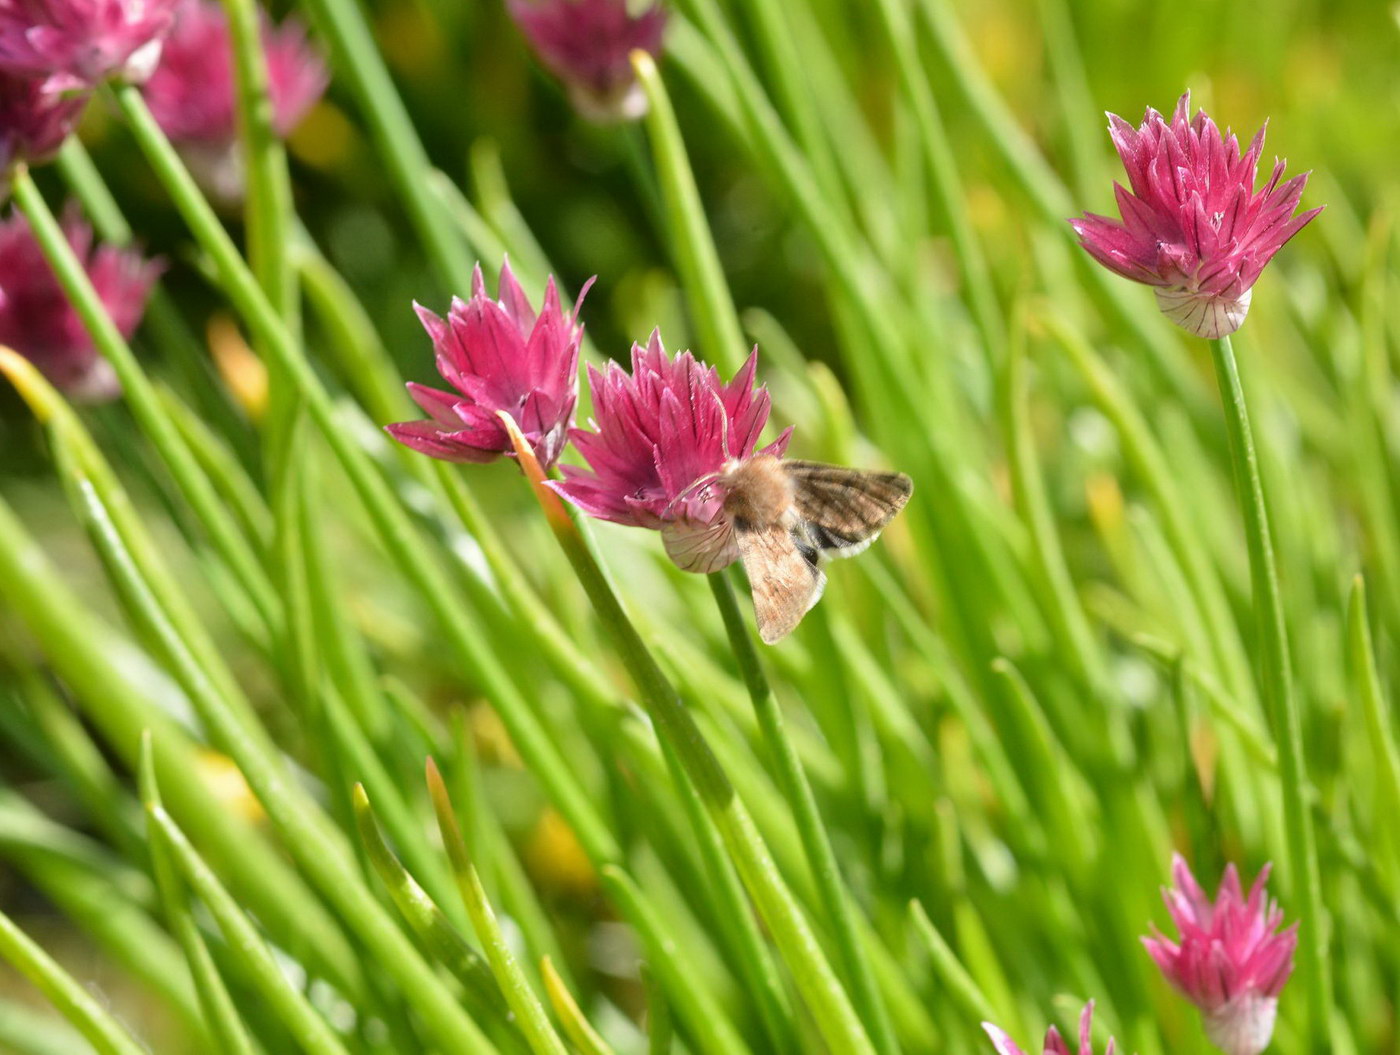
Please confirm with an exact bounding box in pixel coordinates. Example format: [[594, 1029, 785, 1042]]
[[0, 207, 160, 402], [1143, 855, 1297, 1055], [0, 70, 87, 189], [1070, 92, 1321, 339], [143, 0, 326, 200], [508, 0, 665, 122], [386, 260, 592, 471], [984, 1001, 1119, 1055], [0, 0, 180, 93], [551, 332, 791, 572]]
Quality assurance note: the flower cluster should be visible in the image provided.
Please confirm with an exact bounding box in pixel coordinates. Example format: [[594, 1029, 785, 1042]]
[[554, 334, 790, 572], [386, 261, 592, 470], [984, 1002, 1116, 1055], [1070, 91, 1321, 339], [0, 0, 178, 94], [508, 0, 665, 121], [143, 0, 327, 199], [0, 208, 160, 402], [1143, 855, 1297, 1055], [0, 70, 86, 186]]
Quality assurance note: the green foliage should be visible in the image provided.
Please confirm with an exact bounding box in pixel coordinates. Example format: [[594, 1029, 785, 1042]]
[[2, 0, 1397, 1053]]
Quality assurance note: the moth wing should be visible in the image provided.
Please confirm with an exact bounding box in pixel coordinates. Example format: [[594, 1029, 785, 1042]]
[[661, 516, 740, 573], [737, 523, 826, 644], [783, 460, 913, 559]]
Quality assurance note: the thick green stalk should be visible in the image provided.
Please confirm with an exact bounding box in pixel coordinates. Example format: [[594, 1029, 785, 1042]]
[[138, 737, 258, 1055], [111, 84, 620, 869], [0, 911, 148, 1055], [502, 421, 876, 1055], [428, 764, 570, 1055], [870, 0, 1002, 357], [709, 572, 897, 1055], [9, 169, 279, 634], [1209, 334, 1329, 1045], [633, 52, 747, 373], [295, 0, 475, 291]]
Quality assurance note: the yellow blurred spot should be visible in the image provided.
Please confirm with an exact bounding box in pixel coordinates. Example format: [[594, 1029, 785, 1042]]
[[1189, 721, 1218, 804], [207, 314, 267, 421], [288, 102, 356, 171], [376, 3, 447, 75], [522, 809, 596, 899], [467, 703, 522, 768], [194, 749, 265, 824], [1084, 471, 1124, 538]]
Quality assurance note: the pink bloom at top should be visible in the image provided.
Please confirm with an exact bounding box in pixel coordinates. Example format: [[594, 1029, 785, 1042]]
[[983, 1002, 1119, 1055], [508, 0, 665, 122], [1070, 92, 1322, 339], [144, 0, 325, 145], [0, 69, 87, 179], [142, 0, 326, 199], [386, 260, 592, 471], [0, 0, 179, 93], [1143, 854, 1297, 1055], [551, 333, 792, 572], [0, 206, 160, 402]]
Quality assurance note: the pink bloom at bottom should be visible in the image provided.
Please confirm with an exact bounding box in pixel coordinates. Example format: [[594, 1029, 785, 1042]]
[[1070, 92, 1321, 339], [0, 208, 160, 402], [1143, 855, 1297, 1055], [984, 1002, 1118, 1055]]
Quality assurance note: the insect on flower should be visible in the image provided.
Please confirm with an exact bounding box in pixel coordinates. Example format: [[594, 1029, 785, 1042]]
[[684, 454, 912, 643], [554, 334, 912, 643]]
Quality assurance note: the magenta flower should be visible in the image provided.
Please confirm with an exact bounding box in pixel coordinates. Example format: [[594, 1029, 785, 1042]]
[[508, 0, 665, 122], [1143, 855, 1297, 1055], [385, 261, 591, 471], [0, 206, 160, 402], [552, 333, 791, 572], [983, 1002, 1118, 1055], [1070, 92, 1321, 339], [143, 0, 325, 198], [0, 0, 179, 93], [0, 70, 87, 181]]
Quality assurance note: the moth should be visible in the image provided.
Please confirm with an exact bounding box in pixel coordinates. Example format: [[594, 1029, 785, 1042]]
[[718, 455, 913, 644]]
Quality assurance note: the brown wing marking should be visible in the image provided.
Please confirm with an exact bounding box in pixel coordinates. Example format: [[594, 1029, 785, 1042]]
[[783, 461, 913, 558], [737, 522, 826, 644]]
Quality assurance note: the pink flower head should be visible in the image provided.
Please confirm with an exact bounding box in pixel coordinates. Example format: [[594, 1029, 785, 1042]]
[[142, 0, 327, 199], [551, 332, 792, 573], [386, 260, 592, 471], [1143, 854, 1297, 1055], [1070, 92, 1322, 339], [0, 0, 179, 93], [0, 68, 87, 179], [508, 0, 665, 122], [0, 206, 160, 402], [144, 0, 325, 145], [983, 1002, 1118, 1055]]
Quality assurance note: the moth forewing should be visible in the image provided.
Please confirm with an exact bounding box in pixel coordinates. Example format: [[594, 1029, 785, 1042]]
[[736, 523, 826, 644], [782, 460, 913, 559]]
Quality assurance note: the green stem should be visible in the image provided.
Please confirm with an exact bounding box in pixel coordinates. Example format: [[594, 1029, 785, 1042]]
[[708, 572, 896, 1055], [503, 432, 874, 1055], [633, 53, 747, 374], [296, 0, 475, 291], [0, 910, 147, 1055], [9, 169, 279, 635], [110, 84, 620, 868], [1209, 334, 1329, 1045]]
